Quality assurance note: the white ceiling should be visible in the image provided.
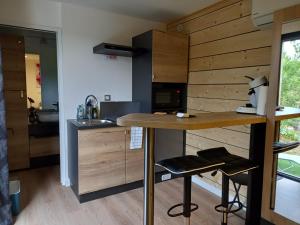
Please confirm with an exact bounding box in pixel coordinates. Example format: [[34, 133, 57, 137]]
[[48, 0, 220, 22]]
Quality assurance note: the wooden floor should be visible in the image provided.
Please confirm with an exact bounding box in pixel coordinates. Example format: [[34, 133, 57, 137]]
[[11, 166, 244, 225]]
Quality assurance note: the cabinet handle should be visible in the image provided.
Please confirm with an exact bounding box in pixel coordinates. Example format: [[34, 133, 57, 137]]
[[20, 90, 24, 98], [7, 128, 14, 135], [152, 74, 155, 80]]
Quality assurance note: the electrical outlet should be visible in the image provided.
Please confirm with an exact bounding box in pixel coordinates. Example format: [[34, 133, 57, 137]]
[[161, 173, 171, 181], [104, 95, 111, 101]]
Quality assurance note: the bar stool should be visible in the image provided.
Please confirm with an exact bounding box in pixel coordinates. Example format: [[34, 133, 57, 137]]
[[156, 155, 225, 225], [222, 142, 300, 211], [271, 141, 300, 209], [197, 147, 258, 225]]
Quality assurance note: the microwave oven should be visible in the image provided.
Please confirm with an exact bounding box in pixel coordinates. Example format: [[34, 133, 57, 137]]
[[152, 83, 186, 112]]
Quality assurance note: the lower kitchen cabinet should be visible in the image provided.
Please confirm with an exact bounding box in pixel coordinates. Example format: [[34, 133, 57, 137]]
[[78, 127, 126, 194], [29, 136, 60, 158], [125, 128, 144, 183], [68, 121, 145, 202]]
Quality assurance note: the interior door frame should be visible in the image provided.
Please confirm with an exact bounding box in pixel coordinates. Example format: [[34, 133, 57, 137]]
[[262, 4, 300, 225], [0, 21, 69, 186]]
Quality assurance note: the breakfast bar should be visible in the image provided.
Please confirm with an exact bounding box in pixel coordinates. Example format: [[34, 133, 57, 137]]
[[117, 111, 268, 225], [118, 108, 300, 225]]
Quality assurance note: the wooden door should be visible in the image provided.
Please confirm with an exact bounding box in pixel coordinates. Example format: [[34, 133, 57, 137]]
[[4, 90, 29, 170], [152, 30, 188, 83], [0, 35, 29, 170], [125, 128, 144, 183], [78, 127, 126, 194]]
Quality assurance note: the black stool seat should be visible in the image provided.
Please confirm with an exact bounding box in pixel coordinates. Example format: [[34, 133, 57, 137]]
[[196, 147, 241, 164], [219, 158, 258, 176], [273, 141, 300, 154], [230, 173, 248, 186], [156, 155, 225, 175]]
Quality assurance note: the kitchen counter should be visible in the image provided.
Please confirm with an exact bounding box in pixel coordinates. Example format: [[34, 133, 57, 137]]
[[67, 119, 146, 203], [117, 111, 266, 129], [68, 119, 118, 130]]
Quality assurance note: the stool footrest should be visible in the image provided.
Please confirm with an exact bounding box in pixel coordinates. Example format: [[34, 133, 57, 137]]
[[215, 200, 243, 214], [167, 203, 199, 217]]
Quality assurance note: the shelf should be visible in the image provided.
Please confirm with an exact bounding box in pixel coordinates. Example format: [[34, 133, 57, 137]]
[[275, 107, 300, 121], [93, 43, 134, 57]]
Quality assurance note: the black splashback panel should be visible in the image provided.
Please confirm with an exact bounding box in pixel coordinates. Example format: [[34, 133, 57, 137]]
[[100, 101, 141, 122]]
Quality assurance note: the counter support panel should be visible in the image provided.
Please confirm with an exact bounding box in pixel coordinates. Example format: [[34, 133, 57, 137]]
[[246, 123, 267, 225]]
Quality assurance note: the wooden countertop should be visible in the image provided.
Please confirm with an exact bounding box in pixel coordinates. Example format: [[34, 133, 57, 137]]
[[117, 107, 300, 130], [275, 107, 300, 121], [117, 111, 266, 130]]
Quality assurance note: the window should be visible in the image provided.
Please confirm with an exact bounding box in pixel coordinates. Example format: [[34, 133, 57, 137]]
[[278, 31, 300, 181]]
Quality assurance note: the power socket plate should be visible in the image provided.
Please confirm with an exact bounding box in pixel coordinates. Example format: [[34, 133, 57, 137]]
[[161, 173, 171, 181]]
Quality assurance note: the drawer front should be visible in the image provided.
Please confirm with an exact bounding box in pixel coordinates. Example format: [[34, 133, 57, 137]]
[[30, 136, 60, 158]]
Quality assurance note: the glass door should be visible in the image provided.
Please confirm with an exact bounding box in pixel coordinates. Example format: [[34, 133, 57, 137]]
[[274, 28, 300, 223], [278, 31, 300, 182]]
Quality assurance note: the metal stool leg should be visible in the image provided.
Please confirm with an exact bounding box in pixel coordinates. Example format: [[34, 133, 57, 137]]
[[221, 175, 229, 225], [228, 182, 241, 211], [183, 176, 191, 225]]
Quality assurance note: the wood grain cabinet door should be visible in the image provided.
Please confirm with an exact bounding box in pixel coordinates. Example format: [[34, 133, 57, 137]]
[[1, 35, 29, 170], [125, 128, 144, 183], [78, 127, 126, 194], [0, 35, 26, 90], [152, 30, 189, 83], [4, 90, 29, 170]]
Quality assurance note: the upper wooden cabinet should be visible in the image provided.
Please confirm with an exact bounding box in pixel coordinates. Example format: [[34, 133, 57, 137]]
[[152, 31, 189, 83], [0, 35, 29, 171], [132, 30, 189, 84], [0, 35, 26, 91], [0, 35, 25, 51]]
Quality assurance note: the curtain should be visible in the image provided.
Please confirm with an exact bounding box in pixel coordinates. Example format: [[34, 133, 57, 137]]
[[0, 51, 12, 225]]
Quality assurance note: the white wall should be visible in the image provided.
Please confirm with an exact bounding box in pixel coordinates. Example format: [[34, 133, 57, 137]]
[[0, 0, 61, 29], [61, 2, 164, 119], [0, 0, 164, 185]]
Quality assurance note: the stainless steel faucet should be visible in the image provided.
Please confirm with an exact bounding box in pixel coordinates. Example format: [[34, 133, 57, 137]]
[[85, 95, 98, 120]]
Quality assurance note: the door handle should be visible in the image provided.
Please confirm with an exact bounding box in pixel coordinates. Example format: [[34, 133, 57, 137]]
[[20, 90, 24, 98]]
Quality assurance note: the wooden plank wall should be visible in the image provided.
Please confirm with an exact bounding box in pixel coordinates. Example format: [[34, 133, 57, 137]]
[[167, 0, 272, 201]]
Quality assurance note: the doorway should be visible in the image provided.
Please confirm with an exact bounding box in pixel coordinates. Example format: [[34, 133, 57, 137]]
[[0, 26, 60, 220], [0, 25, 60, 170]]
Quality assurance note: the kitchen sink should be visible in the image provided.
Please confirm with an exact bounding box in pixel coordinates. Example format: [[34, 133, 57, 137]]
[[76, 119, 114, 126]]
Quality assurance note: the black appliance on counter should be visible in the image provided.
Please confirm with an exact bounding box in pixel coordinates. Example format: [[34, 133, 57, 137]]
[[152, 83, 186, 113], [132, 31, 187, 166], [100, 101, 141, 122]]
